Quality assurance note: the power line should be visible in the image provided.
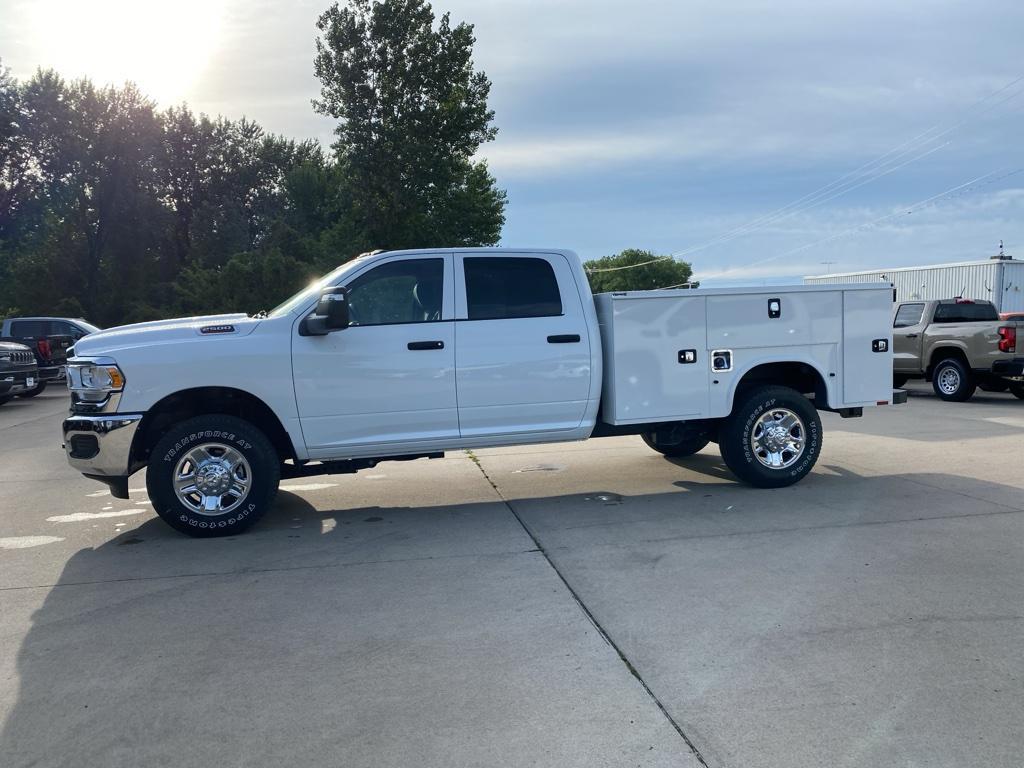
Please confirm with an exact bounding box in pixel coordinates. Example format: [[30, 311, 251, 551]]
[[585, 256, 672, 273], [669, 72, 1024, 259], [582, 73, 1024, 279], [696, 166, 1024, 281]]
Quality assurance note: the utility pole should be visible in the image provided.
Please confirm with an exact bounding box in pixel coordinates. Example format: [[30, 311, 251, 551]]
[[820, 261, 835, 275]]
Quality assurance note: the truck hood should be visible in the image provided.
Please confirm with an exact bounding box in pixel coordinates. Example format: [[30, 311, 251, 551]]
[[72, 313, 259, 356]]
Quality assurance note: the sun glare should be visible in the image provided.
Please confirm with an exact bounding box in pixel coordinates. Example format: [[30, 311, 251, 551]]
[[27, 0, 228, 105]]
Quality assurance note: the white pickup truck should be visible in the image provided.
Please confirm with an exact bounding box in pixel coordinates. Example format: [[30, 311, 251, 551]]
[[62, 248, 902, 537]]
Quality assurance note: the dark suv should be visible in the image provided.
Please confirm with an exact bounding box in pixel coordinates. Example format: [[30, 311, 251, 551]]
[[0, 341, 40, 405]]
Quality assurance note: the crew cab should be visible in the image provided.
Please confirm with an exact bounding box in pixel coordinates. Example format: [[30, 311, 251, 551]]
[[0, 341, 39, 405], [62, 248, 901, 537], [892, 298, 1024, 400]]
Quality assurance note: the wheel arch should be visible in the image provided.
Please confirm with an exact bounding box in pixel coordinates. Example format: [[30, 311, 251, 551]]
[[130, 386, 297, 472], [925, 345, 970, 378], [728, 360, 831, 411]]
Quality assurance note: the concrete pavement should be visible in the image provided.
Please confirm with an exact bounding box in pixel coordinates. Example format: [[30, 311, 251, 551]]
[[1, 384, 1022, 767]]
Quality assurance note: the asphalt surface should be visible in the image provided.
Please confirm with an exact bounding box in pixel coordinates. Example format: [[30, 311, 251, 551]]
[[1, 383, 1022, 767]]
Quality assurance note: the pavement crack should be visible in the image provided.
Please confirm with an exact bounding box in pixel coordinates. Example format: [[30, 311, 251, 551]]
[[465, 450, 712, 768]]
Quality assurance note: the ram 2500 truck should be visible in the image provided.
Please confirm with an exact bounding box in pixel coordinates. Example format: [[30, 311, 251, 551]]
[[62, 248, 901, 537], [892, 298, 1024, 401]]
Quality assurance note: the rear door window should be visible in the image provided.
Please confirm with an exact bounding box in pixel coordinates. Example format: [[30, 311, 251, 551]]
[[932, 302, 999, 323], [10, 320, 48, 338], [464, 257, 562, 320], [893, 303, 925, 328]]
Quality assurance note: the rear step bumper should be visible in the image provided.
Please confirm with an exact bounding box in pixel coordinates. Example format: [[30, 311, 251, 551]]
[[991, 359, 1024, 378]]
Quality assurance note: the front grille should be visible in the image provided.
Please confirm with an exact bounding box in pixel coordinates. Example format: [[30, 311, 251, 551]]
[[10, 351, 33, 364]]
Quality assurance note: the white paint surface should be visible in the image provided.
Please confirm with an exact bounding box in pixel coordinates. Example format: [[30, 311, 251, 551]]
[[280, 482, 338, 492], [0, 536, 65, 549], [47, 510, 144, 523]]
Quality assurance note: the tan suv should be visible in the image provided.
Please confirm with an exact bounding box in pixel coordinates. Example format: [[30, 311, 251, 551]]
[[892, 299, 1024, 401]]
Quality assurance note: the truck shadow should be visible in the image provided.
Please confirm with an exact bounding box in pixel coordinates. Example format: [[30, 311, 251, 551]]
[[4, 468, 1023, 766]]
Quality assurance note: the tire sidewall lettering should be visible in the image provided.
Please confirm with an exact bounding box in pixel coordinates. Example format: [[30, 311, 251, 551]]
[[739, 395, 818, 473], [164, 430, 238, 462]]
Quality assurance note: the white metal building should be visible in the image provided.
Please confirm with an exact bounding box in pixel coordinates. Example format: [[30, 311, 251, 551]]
[[804, 258, 1024, 313]]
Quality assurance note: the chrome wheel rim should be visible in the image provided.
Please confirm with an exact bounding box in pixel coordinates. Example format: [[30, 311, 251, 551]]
[[750, 408, 806, 470], [937, 366, 961, 395], [173, 443, 252, 516]]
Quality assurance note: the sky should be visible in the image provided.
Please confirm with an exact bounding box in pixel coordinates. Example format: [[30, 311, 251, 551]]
[[2, 0, 1023, 286]]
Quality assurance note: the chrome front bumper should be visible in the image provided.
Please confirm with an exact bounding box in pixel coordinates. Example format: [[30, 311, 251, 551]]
[[62, 414, 143, 477]]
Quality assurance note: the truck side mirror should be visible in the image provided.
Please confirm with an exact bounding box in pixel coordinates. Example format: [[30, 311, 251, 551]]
[[300, 287, 350, 336]]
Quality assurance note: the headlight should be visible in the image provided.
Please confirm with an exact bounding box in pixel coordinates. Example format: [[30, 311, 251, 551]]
[[79, 364, 125, 390], [68, 359, 126, 402], [0, 353, 10, 363]]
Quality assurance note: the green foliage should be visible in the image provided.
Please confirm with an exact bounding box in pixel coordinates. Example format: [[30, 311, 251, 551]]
[[0, 2, 507, 326], [176, 249, 319, 317], [314, 0, 506, 249], [584, 249, 697, 293]]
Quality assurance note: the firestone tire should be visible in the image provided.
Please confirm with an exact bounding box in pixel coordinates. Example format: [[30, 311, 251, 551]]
[[931, 358, 976, 402], [641, 425, 711, 457], [718, 386, 822, 489], [17, 381, 47, 398], [147, 414, 280, 538]]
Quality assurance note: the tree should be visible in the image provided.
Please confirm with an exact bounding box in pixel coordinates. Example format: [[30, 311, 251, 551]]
[[584, 249, 697, 293], [314, 0, 506, 251]]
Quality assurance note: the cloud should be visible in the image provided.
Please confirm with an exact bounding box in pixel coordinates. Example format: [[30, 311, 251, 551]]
[[3, 0, 1023, 280]]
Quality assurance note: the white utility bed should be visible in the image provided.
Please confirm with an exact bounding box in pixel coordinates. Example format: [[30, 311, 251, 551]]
[[593, 284, 894, 425]]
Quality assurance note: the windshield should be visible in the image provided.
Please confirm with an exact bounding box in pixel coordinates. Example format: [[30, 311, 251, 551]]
[[266, 258, 370, 318]]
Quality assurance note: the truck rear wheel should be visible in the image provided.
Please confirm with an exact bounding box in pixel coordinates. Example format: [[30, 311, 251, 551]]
[[641, 423, 710, 457], [718, 386, 821, 488], [931, 358, 975, 402], [147, 414, 280, 537]]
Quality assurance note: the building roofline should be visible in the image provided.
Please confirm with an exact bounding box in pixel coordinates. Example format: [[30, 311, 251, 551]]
[[805, 258, 1016, 281]]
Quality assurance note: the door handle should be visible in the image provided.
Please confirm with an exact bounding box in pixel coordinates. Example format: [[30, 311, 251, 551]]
[[408, 340, 444, 350], [547, 334, 581, 344], [905, 333, 918, 339]]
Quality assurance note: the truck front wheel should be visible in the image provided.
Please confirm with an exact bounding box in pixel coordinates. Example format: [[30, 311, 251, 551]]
[[147, 414, 280, 537], [718, 386, 822, 488], [931, 358, 975, 402]]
